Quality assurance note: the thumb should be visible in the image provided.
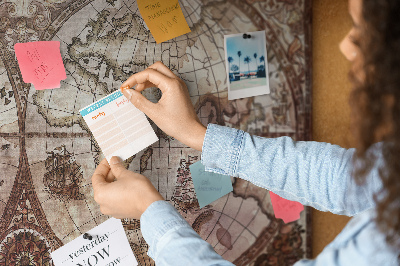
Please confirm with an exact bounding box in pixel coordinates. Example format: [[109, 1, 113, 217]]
[[122, 89, 155, 116], [109, 156, 128, 179], [92, 159, 110, 188]]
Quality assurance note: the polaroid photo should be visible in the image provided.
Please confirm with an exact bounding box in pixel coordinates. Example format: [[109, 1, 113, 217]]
[[224, 30, 270, 100]]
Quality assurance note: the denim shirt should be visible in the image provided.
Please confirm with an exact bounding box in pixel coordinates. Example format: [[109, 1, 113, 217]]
[[140, 124, 399, 265]]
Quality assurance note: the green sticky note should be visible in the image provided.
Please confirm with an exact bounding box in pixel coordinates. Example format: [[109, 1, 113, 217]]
[[189, 161, 233, 208]]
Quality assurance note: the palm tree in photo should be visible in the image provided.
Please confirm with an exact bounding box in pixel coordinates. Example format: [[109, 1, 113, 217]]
[[244, 56, 251, 78], [253, 53, 257, 72], [228, 56, 233, 73], [259, 55, 265, 66], [237, 51, 242, 77], [259, 55, 266, 77]]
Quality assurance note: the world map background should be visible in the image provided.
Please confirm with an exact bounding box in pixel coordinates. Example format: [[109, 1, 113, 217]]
[[0, 0, 312, 265]]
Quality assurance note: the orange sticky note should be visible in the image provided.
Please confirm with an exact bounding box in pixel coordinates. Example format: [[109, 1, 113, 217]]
[[269, 191, 304, 223], [14, 41, 66, 90], [137, 0, 191, 43]]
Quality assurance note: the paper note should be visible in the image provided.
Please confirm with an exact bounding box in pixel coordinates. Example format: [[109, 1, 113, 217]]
[[80, 91, 158, 162], [137, 0, 191, 43], [189, 161, 233, 208], [14, 41, 66, 90], [51, 218, 137, 266], [269, 191, 304, 223]]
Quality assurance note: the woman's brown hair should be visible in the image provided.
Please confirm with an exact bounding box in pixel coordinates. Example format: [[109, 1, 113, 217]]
[[350, 0, 400, 249]]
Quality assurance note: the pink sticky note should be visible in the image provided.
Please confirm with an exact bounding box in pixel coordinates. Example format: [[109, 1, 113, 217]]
[[269, 191, 304, 223], [14, 41, 66, 90]]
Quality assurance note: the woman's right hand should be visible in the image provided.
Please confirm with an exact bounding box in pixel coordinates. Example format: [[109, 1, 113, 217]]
[[120, 61, 207, 151]]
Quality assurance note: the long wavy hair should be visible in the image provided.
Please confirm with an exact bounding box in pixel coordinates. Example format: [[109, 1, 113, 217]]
[[350, 0, 400, 250]]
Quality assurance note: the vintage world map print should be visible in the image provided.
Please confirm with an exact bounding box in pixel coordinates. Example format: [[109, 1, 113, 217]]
[[0, 0, 312, 265]]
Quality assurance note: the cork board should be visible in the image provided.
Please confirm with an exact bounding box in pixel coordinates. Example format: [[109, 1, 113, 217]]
[[312, 0, 353, 258]]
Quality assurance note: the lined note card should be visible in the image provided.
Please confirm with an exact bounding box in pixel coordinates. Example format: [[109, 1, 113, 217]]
[[80, 91, 158, 162], [14, 41, 66, 90]]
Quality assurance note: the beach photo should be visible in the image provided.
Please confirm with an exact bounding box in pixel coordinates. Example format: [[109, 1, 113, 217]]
[[224, 31, 270, 100]]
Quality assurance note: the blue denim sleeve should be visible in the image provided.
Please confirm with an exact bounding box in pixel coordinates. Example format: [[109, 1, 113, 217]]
[[140, 200, 234, 266], [201, 124, 383, 216]]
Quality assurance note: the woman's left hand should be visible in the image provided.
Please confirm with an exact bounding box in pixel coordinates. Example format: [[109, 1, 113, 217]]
[[91, 157, 164, 219]]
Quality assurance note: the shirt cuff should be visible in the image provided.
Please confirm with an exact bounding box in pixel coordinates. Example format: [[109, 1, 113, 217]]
[[140, 200, 189, 259], [201, 124, 244, 176]]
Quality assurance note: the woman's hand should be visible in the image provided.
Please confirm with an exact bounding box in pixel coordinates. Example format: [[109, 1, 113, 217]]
[[91, 157, 164, 219], [120, 61, 207, 151]]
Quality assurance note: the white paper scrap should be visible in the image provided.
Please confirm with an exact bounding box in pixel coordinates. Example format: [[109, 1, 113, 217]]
[[51, 218, 137, 266]]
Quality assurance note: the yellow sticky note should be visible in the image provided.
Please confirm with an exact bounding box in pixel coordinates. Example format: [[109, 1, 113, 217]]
[[137, 0, 191, 43]]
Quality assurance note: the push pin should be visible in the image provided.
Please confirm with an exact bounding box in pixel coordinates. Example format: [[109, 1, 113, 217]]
[[83, 233, 93, 240], [242, 33, 252, 39]]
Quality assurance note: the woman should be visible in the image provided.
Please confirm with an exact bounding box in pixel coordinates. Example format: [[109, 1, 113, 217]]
[[91, 0, 400, 264]]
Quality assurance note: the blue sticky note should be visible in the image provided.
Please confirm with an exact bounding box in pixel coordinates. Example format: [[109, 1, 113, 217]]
[[189, 161, 233, 208]]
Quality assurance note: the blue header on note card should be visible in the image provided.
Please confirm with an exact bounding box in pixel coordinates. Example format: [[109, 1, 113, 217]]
[[80, 91, 123, 117]]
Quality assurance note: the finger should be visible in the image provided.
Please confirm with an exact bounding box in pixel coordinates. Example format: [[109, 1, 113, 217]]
[[147, 61, 177, 79], [121, 89, 158, 117], [121, 81, 156, 93], [136, 81, 156, 92], [92, 159, 110, 188], [124, 62, 176, 92], [109, 156, 129, 179], [105, 169, 115, 182], [120, 68, 174, 94]]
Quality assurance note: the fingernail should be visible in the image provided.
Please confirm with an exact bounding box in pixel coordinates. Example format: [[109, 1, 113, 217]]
[[120, 85, 129, 92], [125, 89, 134, 100], [110, 156, 123, 165]]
